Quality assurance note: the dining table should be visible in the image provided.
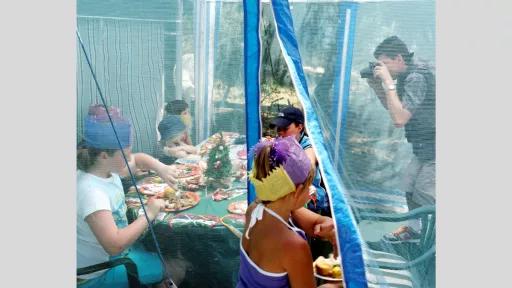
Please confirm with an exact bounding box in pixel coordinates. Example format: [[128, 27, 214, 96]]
[[123, 132, 248, 288]]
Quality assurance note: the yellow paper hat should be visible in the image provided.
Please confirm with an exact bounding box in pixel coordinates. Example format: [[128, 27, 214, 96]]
[[248, 165, 296, 201], [248, 136, 311, 201]]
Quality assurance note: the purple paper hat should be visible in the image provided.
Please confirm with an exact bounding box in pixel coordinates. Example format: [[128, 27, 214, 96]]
[[250, 136, 311, 185]]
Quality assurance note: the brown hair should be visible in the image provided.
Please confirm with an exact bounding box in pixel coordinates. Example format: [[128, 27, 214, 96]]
[[374, 36, 414, 65], [77, 141, 117, 171], [253, 144, 273, 181]]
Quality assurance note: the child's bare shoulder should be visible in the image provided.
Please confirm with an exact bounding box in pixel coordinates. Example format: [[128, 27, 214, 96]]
[[281, 231, 309, 250], [279, 232, 312, 268]]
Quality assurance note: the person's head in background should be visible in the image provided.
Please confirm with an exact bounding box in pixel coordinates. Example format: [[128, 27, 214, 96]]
[[270, 106, 306, 141], [373, 35, 413, 78], [165, 99, 192, 128], [77, 105, 132, 176], [249, 136, 315, 208], [158, 115, 187, 147]]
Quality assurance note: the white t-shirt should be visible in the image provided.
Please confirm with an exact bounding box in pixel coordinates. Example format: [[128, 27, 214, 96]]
[[77, 170, 128, 279]]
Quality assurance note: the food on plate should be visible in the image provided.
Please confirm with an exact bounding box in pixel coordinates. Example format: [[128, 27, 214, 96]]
[[315, 258, 333, 276], [228, 200, 248, 215], [233, 169, 247, 180], [163, 186, 177, 199], [178, 183, 200, 191], [213, 188, 247, 201], [172, 164, 202, 178], [331, 266, 342, 279], [314, 255, 343, 279], [139, 183, 169, 196], [176, 174, 203, 191], [126, 175, 201, 212], [212, 189, 230, 201], [199, 132, 240, 156], [163, 191, 200, 212], [237, 149, 247, 159]]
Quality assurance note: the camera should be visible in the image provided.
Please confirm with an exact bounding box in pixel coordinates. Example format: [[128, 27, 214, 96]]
[[360, 62, 379, 79]]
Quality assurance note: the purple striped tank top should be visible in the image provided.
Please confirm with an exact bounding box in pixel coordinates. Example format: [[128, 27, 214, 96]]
[[236, 204, 307, 288]]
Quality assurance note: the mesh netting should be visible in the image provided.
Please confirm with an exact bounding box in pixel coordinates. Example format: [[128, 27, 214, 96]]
[[77, 1, 435, 287]]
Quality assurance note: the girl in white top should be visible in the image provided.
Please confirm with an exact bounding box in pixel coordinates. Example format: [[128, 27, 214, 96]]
[[77, 105, 176, 287]]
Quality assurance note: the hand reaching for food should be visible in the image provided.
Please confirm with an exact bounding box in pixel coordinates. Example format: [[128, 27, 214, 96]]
[[154, 164, 179, 188], [314, 218, 338, 258]]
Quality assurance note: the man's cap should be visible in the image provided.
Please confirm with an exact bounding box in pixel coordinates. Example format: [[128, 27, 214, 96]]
[[270, 106, 304, 129]]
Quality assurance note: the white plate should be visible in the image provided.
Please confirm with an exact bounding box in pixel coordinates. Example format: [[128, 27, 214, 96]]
[[314, 273, 343, 282], [176, 154, 202, 164]]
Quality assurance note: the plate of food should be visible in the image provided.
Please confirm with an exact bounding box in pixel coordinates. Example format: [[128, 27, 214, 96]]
[[212, 189, 230, 201], [199, 132, 240, 155], [127, 183, 201, 213], [227, 200, 248, 215], [171, 164, 203, 178], [163, 191, 201, 212], [176, 173, 204, 191], [127, 183, 171, 197], [212, 188, 246, 201], [236, 149, 247, 160], [313, 255, 343, 282]]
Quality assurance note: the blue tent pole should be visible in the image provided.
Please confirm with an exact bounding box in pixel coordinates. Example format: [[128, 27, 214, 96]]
[[332, 2, 359, 170], [243, 0, 261, 204]]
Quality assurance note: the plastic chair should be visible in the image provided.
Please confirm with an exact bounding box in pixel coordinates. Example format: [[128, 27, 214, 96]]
[[77, 257, 144, 288], [358, 205, 436, 287]]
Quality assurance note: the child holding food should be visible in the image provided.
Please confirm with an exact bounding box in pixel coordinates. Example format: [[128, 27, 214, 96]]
[[237, 136, 341, 288], [77, 105, 176, 287], [164, 99, 193, 145]]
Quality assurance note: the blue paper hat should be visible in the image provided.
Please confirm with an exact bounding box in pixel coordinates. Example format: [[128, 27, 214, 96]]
[[158, 115, 187, 142], [84, 114, 132, 149]]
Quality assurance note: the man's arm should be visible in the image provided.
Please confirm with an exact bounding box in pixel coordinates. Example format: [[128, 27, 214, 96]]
[[367, 78, 389, 109], [382, 85, 412, 128], [373, 63, 424, 127]]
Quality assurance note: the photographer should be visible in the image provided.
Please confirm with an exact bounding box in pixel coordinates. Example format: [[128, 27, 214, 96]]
[[363, 36, 435, 242]]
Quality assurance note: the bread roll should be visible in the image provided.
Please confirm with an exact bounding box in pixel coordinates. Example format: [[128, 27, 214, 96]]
[[315, 257, 333, 276]]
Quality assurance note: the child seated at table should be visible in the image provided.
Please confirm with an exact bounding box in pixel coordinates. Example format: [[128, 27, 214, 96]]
[[237, 136, 340, 288], [77, 105, 176, 287], [156, 114, 198, 165], [165, 99, 193, 145]]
